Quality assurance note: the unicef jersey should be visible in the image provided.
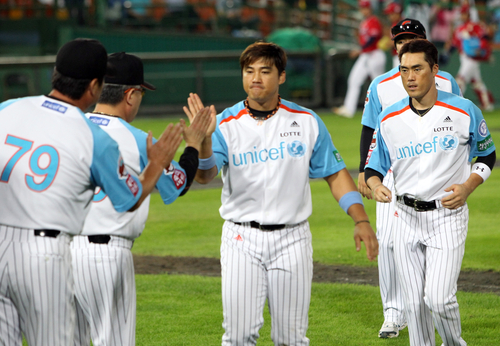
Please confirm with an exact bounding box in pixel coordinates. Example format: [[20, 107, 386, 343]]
[[212, 99, 345, 224], [81, 114, 187, 240], [362, 66, 462, 129], [366, 91, 495, 201], [0, 96, 142, 234]]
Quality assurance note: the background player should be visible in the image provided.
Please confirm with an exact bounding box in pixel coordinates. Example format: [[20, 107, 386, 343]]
[[332, 0, 385, 118], [71, 52, 211, 346], [365, 38, 496, 346], [184, 41, 378, 345], [358, 18, 462, 339], [0, 39, 183, 346], [383, 2, 404, 68], [442, 3, 494, 111]]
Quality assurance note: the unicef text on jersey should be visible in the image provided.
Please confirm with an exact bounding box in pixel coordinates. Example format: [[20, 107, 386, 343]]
[[396, 135, 459, 160], [232, 141, 306, 166]]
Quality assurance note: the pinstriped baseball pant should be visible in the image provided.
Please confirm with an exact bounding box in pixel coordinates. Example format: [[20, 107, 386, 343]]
[[376, 171, 406, 325], [71, 235, 136, 346], [393, 203, 468, 346], [221, 221, 312, 346], [0, 224, 75, 346]]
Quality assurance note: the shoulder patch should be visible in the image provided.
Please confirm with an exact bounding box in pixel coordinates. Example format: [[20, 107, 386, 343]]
[[478, 119, 488, 137], [477, 134, 494, 152], [332, 149, 343, 163]]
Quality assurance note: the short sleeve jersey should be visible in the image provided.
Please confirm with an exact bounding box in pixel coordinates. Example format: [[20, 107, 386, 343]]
[[0, 96, 142, 234], [366, 90, 495, 201], [361, 66, 462, 130], [452, 20, 491, 60], [211, 99, 345, 225], [81, 114, 187, 240], [359, 15, 383, 53]]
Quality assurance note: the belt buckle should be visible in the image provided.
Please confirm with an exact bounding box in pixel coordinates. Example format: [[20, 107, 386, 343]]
[[413, 198, 424, 212]]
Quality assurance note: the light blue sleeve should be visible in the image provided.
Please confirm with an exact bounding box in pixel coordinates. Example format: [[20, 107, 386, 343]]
[[438, 70, 463, 96], [122, 121, 186, 205], [361, 80, 382, 129], [0, 98, 20, 111], [309, 114, 346, 179], [87, 121, 142, 213], [212, 115, 229, 173], [365, 126, 392, 176], [467, 103, 496, 160]]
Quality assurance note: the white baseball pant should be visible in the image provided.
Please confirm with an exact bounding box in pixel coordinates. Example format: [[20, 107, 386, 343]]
[[343, 49, 386, 116], [0, 225, 75, 346], [376, 171, 406, 326], [393, 202, 468, 346], [457, 53, 492, 110], [221, 220, 312, 346], [71, 235, 136, 346]]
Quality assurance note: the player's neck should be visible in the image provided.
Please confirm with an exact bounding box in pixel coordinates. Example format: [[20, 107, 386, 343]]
[[411, 88, 438, 111], [92, 104, 126, 120]]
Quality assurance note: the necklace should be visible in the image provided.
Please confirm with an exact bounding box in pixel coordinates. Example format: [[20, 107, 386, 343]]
[[245, 95, 281, 121], [92, 111, 120, 118], [415, 106, 433, 117]]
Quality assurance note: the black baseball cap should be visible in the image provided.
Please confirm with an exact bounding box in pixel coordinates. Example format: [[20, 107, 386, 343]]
[[56, 38, 113, 80], [105, 52, 156, 91], [391, 18, 427, 41]]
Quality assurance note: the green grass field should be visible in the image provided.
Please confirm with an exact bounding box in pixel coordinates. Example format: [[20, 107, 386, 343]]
[[129, 109, 500, 345]]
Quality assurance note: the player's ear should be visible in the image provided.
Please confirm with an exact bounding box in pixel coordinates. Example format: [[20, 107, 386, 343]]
[[88, 78, 103, 101], [279, 70, 286, 85]]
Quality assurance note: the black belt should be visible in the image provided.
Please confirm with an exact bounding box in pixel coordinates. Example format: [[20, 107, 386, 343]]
[[233, 221, 286, 231], [88, 235, 111, 244], [397, 195, 439, 212], [34, 229, 60, 238]]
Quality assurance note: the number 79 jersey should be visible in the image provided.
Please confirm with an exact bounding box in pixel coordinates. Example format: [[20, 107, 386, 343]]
[[0, 96, 142, 234]]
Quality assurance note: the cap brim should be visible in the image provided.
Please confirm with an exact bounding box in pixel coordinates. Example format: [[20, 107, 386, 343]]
[[392, 32, 426, 40], [141, 81, 156, 91]]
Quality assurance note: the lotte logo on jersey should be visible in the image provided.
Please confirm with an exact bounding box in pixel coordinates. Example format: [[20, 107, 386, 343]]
[[232, 141, 307, 166], [396, 135, 459, 160]]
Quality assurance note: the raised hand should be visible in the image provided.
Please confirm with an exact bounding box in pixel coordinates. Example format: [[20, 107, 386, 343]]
[[183, 93, 217, 137], [180, 106, 212, 152], [147, 123, 183, 169]]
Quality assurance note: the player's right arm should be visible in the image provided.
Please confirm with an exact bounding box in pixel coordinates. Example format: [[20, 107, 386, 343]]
[[364, 124, 392, 203]]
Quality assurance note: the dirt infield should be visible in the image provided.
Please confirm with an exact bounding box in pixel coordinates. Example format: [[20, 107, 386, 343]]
[[133, 255, 500, 295]]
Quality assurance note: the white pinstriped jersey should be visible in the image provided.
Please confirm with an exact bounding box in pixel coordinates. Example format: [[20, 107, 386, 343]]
[[0, 96, 141, 234], [366, 90, 496, 201], [81, 114, 187, 240], [212, 99, 345, 225], [362, 66, 462, 129]]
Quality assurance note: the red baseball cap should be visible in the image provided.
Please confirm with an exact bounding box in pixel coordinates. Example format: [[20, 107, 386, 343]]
[[460, 4, 469, 14], [384, 2, 402, 15], [359, 0, 371, 8]]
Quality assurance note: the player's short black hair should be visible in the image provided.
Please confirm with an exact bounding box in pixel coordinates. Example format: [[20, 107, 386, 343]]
[[97, 84, 137, 105], [398, 39, 438, 69], [240, 41, 287, 75], [51, 69, 103, 100]]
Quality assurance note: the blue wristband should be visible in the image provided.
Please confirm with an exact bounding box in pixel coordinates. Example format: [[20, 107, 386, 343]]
[[338, 191, 363, 214], [198, 154, 216, 170]]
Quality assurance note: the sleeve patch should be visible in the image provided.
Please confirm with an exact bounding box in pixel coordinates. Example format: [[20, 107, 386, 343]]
[[126, 175, 139, 196], [173, 169, 186, 189], [477, 134, 494, 151], [478, 119, 488, 137], [333, 149, 343, 163]]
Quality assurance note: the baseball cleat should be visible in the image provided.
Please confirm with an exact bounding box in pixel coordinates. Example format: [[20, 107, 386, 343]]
[[378, 321, 400, 338], [332, 106, 354, 119]]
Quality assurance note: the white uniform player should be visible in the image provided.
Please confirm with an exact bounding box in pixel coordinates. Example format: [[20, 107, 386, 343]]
[[71, 52, 207, 346], [359, 18, 462, 338], [187, 42, 378, 346], [365, 39, 496, 346], [0, 95, 142, 346]]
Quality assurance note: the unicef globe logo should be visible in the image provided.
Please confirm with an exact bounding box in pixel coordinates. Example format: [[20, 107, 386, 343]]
[[439, 135, 458, 151], [287, 140, 306, 158]]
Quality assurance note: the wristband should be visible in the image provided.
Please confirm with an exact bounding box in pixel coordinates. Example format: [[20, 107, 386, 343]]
[[338, 191, 363, 214], [198, 154, 216, 170], [471, 162, 491, 182], [355, 220, 370, 226]]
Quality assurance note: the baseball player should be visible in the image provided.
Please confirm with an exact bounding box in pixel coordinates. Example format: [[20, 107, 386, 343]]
[[383, 2, 404, 68], [443, 3, 494, 111], [184, 42, 379, 346], [0, 39, 183, 346], [333, 0, 386, 118], [71, 52, 211, 346], [365, 39, 496, 346], [358, 18, 462, 339]]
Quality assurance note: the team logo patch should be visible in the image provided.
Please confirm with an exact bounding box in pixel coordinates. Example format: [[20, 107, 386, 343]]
[[126, 175, 139, 196], [364, 90, 370, 106], [172, 169, 186, 189], [89, 116, 110, 126], [478, 119, 488, 137], [287, 141, 306, 158], [439, 135, 459, 151], [164, 163, 175, 176], [41, 100, 67, 113], [333, 149, 343, 163], [477, 134, 493, 152], [117, 156, 128, 179]]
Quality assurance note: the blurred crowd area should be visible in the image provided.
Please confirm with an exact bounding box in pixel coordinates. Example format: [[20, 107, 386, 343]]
[[1, 0, 500, 46]]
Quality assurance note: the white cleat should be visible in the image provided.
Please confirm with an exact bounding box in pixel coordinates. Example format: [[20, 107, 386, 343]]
[[332, 105, 355, 118], [378, 321, 405, 338]]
